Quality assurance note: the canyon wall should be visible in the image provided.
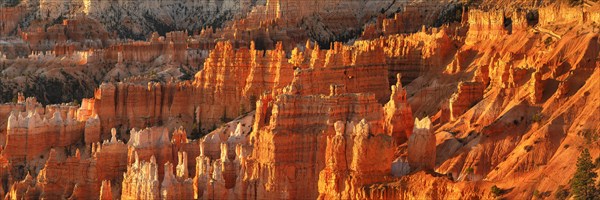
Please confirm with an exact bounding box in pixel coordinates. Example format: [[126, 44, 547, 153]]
[[0, 2, 598, 200], [103, 31, 188, 64], [4, 101, 84, 163], [22, 15, 110, 52], [465, 10, 507, 45]]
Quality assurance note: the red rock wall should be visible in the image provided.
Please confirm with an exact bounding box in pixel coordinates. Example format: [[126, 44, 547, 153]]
[[37, 150, 98, 199], [0, 7, 27, 36], [449, 82, 485, 121], [4, 108, 84, 163], [465, 10, 508, 45], [22, 15, 110, 51], [384, 74, 414, 144], [318, 120, 395, 199], [247, 89, 386, 199], [103, 31, 188, 64], [294, 42, 390, 103], [91, 82, 195, 136]]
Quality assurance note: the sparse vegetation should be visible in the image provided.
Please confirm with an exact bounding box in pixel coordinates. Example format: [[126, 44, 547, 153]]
[[190, 122, 206, 140], [554, 185, 570, 200], [532, 190, 542, 199], [239, 104, 247, 116], [221, 107, 231, 123], [570, 148, 599, 200], [579, 129, 599, 144], [465, 167, 474, 174], [2, 0, 20, 7], [464, 167, 475, 180], [544, 37, 553, 47], [568, 0, 584, 6], [491, 185, 504, 197], [532, 112, 543, 123], [249, 95, 258, 111]]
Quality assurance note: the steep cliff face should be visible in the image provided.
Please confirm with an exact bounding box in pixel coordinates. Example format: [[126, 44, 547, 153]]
[[89, 81, 195, 136], [318, 120, 395, 199], [83, 39, 393, 134], [190, 72, 401, 200], [407, 117, 436, 170], [193, 112, 253, 200], [36, 149, 98, 199], [99, 180, 113, 200], [84, 114, 101, 144], [362, 1, 455, 39], [406, 3, 600, 199], [126, 126, 190, 182], [93, 130, 128, 191], [14, 130, 129, 199], [291, 41, 391, 102], [103, 31, 189, 64], [0, 1, 597, 199], [4, 101, 84, 163], [193, 41, 293, 128], [0, 6, 28, 36], [369, 27, 458, 85], [22, 15, 110, 52], [448, 81, 485, 121], [465, 10, 507, 45], [247, 90, 387, 199]]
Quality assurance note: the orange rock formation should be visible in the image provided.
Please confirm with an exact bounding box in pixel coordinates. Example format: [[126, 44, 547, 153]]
[[0, 1, 598, 200]]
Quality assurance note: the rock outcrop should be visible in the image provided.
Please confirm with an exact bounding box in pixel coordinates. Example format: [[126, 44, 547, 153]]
[[103, 31, 188, 64], [465, 10, 508, 45], [122, 153, 194, 200], [36, 149, 98, 199], [448, 82, 485, 121], [127, 127, 174, 180], [0, 6, 26, 36], [90, 81, 195, 136], [317, 120, 395, 199], [362, 2, 452, 38], [0, 2, 598, 200], [407, 117, 435, 170], [246, 89, 386, 199], [121, 155, 161, 199], [84, 114, 101, 144], [4, 107, 84, 163], [99, 180, 113, 200], [377, 27, 456, 85], [22, 14, 110, 51], [160, 152, 194, 200], [4, 173, 41, 200], [384, 73, 414, 144]]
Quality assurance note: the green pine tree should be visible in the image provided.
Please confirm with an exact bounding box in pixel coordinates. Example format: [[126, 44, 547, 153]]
[[571, 148, 599, 200]]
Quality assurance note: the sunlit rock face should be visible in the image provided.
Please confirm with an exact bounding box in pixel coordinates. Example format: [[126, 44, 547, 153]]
[[407, 117, 435, 170], [0, 0, 598, 199]]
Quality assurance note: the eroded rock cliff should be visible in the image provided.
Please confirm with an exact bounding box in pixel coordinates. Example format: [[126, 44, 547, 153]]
[[0, 1, 597, 200]]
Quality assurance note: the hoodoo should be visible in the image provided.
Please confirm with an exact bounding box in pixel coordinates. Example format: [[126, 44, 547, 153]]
[[0, 0, 598, 199]]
